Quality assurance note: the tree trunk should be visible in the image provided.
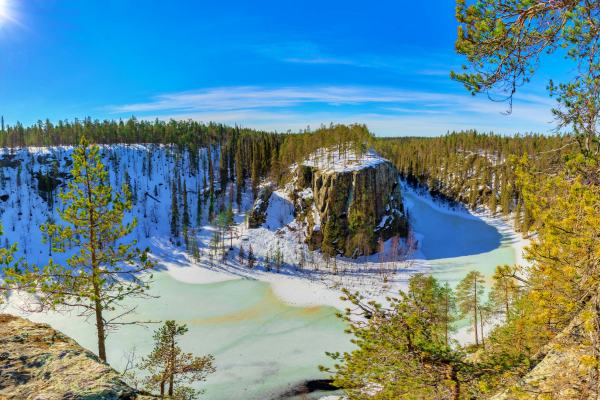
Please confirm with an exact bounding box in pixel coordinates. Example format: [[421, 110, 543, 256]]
[[444, 292, 449, 347], [86, 161, 106, 362], [479, 307, 485, 348], [504, 285, 510, 319], [93, 282, 106, 362], [168, 335, 175, 396], [473, 280, 479, 346]]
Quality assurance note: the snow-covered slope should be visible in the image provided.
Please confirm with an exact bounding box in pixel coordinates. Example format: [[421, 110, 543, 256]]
[[0, 144, 236, 267], [0, 144, 418, 307]]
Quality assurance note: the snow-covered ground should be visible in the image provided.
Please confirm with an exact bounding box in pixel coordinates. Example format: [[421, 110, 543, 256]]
[[0, 144, 528, 313], [0, 144, 530, 398], [302, 147, 386, 173]]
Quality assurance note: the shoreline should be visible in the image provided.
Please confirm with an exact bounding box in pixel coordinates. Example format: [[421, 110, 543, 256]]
[[162, 183, 530, 312]]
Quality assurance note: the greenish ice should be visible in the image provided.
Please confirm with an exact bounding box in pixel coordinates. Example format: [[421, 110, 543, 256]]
[[15, 189, 520, 399]]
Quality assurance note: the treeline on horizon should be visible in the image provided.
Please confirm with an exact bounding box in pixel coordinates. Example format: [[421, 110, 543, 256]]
[[0, 118, 572, 232], [1, 117, 596, 398]]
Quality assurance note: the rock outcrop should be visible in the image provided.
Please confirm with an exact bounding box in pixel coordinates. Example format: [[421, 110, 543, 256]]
[[490, 308, 593, 400], [292, 150, 408, 257], [0, 314, 156, 400], [247, 183, 275, 229]]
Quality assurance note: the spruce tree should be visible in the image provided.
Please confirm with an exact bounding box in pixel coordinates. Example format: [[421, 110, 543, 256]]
[[247, 244, 255, 269], [238, 245, 245, 264], [171, 178, 179, 240]]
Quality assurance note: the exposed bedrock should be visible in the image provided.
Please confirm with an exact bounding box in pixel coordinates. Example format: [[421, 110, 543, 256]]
[[0, 314, 156, 400], [293, 158, 408, 257], [247, 183, 276, 228]]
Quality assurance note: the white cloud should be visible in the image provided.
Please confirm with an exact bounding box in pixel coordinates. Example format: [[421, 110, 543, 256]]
[[109, 85, 557, 136]]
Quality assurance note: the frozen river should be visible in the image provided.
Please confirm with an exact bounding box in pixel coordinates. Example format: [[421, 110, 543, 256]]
[[6, 186, 523, 399]]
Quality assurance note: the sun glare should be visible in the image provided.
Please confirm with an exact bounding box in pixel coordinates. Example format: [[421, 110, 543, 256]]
[[0, 0, 14, 26]]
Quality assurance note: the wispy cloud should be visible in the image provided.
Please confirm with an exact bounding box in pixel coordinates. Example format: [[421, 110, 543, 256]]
[[112, 86, 429, 113], [254, 41, 461, 76], [109, 85, 557, 136]]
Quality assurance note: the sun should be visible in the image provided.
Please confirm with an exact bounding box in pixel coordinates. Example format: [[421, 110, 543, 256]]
[[0, 0, 15, 26]]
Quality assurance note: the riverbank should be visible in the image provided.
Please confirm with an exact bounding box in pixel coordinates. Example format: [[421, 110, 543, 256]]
[[162, 181, 529, 314]]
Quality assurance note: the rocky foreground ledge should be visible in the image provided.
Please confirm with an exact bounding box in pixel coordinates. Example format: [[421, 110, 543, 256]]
[[0, 314, 155, 400]]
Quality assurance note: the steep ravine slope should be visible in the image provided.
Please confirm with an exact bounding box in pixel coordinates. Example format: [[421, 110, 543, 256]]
[[0, 314, 156, 399]]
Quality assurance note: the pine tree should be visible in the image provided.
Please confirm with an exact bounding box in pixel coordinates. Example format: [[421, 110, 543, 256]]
[[456, 271, 486, 346], [441, 282, 457, 347], [196, 182, 203, 227], [0, 225, 17, 304], [324, 275, 464, 399], [226, 204, 235, 249], [235, 145, 244, 208], [251, 157, 260, 199], [5, 138, 155, 362], [139, 320, 215, 398], [207, 145, 214, 197], [488, 265, 521, 320], [274, 243, 283, 273]]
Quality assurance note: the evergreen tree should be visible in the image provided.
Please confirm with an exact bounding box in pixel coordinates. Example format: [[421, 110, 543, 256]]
[[171, 178, 179, 240], [4, 138, 155, 362], [238, 245, 245, 264], [324, 275, 464, 399], [139, 320, 215, 398], [182, 181, 190, 247], [235, 145, 244, 208], [251, 157, 260, 200], [196, 182, 203, 227], [488, 265, 521, 320], [247, 244, 255, 269], [456, 271, 486, 346], [0, 225, 17, 304]]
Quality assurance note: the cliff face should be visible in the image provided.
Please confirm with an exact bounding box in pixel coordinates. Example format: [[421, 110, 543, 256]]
[[0, 314, 155, 400], [247, 183, 275, 229], [292, 150, 407, 257]]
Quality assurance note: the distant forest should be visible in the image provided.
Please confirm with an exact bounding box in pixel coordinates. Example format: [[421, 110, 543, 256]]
[[0, 118, 573, 235]]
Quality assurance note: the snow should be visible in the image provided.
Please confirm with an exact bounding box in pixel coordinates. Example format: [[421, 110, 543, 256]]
[[302, 147, 386, 173], [0, 144, 529, 350]]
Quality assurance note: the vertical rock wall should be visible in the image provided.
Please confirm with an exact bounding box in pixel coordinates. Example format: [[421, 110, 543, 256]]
[[295, 159, 407, 257]]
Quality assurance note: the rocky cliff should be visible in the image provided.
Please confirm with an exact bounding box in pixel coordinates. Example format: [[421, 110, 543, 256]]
[[281, 149, 408, 257], [0, 314, 156, 400], [490, 308, 593, 400]]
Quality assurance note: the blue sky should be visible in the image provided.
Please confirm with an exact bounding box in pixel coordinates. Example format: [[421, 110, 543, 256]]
[[0, 0, 571, 136]]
